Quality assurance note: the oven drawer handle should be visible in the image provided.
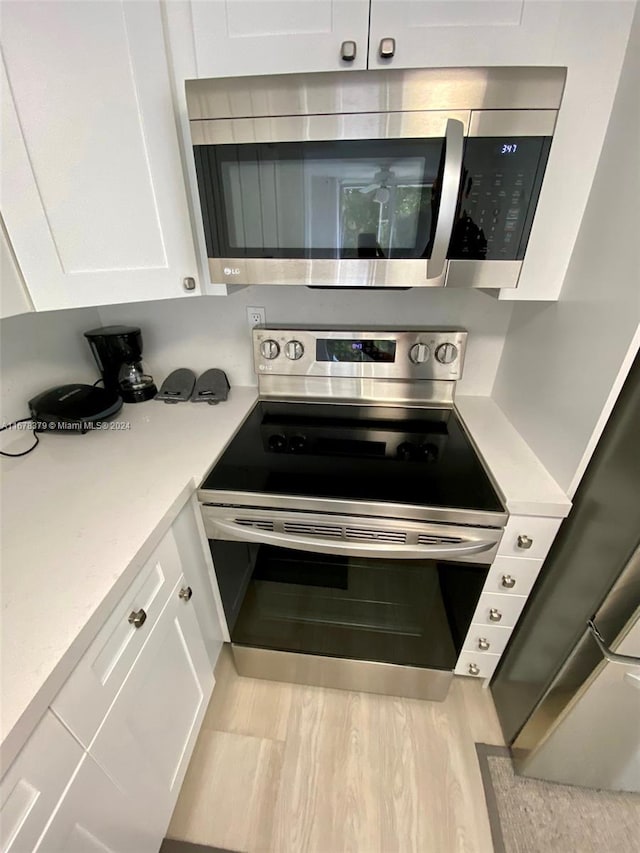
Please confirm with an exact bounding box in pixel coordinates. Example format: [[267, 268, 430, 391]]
[[211, 519, 496, 560]]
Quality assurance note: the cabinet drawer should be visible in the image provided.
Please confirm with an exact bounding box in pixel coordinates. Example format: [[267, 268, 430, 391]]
[[51, 527, 183, 747], [483, 555, 543, 597], [497, 515, 562, 560], [471, 592, 527, 629], [462, 623, 513, 656], [455, 651, 501, 679], [0, 711, 83, 853]]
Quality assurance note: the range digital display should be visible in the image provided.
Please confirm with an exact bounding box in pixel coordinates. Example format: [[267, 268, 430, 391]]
[[316, 339, 396, 363]]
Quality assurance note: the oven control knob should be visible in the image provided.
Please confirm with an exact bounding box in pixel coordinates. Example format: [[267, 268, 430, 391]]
[[289, 435, 307, 452], [285, 340, 304, 360], [409, 343, 430, 364], [260, 339, 280, 360], [435, 343, 458, 365], [268, 434, 287, 452]]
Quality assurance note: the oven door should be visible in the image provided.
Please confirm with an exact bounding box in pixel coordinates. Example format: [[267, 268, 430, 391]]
[[205, 510, 500, 699], [190, 114, 465, 287]]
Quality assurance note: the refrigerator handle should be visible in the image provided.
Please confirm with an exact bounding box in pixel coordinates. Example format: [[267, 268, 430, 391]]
[[587, 619, 640, 666]]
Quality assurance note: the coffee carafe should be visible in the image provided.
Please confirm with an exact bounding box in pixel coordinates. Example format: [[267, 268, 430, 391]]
[[84, 325, 157, 403]]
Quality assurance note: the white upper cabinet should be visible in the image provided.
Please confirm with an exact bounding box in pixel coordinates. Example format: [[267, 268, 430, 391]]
[[183, 0, 563, 78], [368, 1, 562, 69], [0, 215, 33, 319], [186, 0, 371, 77], [0, 1, 200, 311]]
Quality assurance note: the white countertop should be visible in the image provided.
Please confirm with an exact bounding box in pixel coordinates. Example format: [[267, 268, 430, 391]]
[[456, 396, 572, 518], [0, 386, 258, 769], [0, 387, 569, 769]]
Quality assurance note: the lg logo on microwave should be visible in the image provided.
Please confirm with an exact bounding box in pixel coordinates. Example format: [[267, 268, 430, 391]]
[[223, 267, 241, 276]]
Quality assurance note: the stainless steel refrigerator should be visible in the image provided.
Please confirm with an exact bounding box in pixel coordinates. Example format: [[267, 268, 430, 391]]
[[491, 350, 640, 791]]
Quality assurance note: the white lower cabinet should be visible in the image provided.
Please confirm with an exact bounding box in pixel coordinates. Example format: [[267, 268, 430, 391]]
[[470, 591, 528, 630], [462, 623, 514, 658], [455, 651, 501, 680], [88, 575, 214, 833], [33, 755, 155, 853], [457, 514, 564, 679], [1, 501, 217, 853], [51, 529, 184, 748], [482, 555, 544, 598], [0, 712, 82, 853]]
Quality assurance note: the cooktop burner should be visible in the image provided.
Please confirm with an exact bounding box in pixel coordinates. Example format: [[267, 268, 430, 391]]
[[202, 401, 504, 515]]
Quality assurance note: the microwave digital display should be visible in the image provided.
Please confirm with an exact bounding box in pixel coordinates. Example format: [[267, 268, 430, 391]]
[[316, 339, 396, 363]]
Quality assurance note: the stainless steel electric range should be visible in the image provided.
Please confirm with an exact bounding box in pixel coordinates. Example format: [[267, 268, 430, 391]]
[[198, 329, 507, 701]]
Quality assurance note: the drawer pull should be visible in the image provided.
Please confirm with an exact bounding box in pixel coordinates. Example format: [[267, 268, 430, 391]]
[[379, 37, 396, 59], [478, 638, 491, 651], [517, 534, 533, 550], [468, 663, 480, 676], [341, 40, 357, 62], [128, 608, 147, 629], [501, 574, 516, 589], [178, 586, 193, 602], [489, 608, 502, 623]]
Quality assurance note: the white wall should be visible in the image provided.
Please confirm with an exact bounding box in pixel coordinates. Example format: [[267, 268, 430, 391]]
[[96, 286, 514, 397], [491, 5, 640, 496], [0, 307, 101, 429]]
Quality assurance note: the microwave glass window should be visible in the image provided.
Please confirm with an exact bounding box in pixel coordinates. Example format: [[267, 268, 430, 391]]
[[194, 139, 446, 260]]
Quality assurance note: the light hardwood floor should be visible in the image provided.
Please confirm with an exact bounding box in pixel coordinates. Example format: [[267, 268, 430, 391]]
[[168, 646, 505, 853]]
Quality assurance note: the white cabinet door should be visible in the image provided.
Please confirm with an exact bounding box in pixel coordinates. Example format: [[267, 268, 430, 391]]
[[171, 495, 228, 664], [89, 577, 214, 833], [0, 1, 200, 310], [34, 754, 157, 853], [0, 712, 83, 853], [0, 215, 33, 319], [51, 527, 184, 749], [368, 0, 562, 69], [188, 0, 370, 76]]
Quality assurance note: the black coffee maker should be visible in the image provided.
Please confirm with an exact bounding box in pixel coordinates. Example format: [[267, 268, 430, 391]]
[[84, 326, 157, 403]]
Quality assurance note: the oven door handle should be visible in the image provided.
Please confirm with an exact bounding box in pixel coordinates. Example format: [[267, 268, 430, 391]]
[[211, 519, 496, 560], [426, 117, 465, 281]]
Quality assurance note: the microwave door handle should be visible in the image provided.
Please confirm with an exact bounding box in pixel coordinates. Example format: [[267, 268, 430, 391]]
[[210, 519, 495, 560], [426, 118, 465, 280]]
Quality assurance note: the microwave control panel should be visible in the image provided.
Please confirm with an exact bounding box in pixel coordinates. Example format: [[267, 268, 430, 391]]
[[449, 137, 552, 262]]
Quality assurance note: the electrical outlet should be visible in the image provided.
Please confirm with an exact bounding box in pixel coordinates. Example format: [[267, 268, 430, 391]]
[[246, 306, 266, 327]]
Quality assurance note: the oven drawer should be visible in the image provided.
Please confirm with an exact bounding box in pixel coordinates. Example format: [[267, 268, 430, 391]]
[[482, 555, 544, 597], [471, 591, 528, 629], [455, 651, 501, 679], [497, 516, 562, 560], [462, 623, 513, 656]]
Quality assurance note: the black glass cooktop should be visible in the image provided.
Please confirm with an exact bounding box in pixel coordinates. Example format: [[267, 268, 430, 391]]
[[202, 401, 504, 513]]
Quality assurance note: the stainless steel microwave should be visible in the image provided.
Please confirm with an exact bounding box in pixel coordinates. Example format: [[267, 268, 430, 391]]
[[186, 67, 565, 289]]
